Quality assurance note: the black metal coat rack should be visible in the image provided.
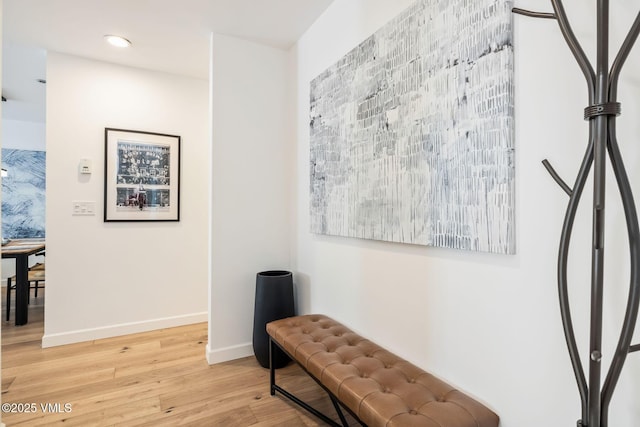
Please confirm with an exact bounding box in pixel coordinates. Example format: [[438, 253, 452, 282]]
[[514, 2, 640, 426]]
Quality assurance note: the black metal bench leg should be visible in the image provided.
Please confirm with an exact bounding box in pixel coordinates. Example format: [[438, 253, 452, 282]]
[[269, 336, 346, 427], [329, 394, 349, 427], [269, 337, 276, 396]]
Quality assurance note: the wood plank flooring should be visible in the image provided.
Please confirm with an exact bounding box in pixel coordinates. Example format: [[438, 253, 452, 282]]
[[1, 289, 353, 426]]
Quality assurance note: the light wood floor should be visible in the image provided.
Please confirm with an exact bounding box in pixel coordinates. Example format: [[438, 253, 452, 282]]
[[1, 289, 353, 426]]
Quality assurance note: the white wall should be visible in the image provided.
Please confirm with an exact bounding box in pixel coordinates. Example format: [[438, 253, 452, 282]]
[[2, 119, 45, 150], [293, 1, 640, 426], [43, 52, 209, 346], [207, 34, 292, 363]]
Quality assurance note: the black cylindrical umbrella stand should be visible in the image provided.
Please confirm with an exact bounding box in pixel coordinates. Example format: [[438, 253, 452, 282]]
[[252, 270, 295, 368]]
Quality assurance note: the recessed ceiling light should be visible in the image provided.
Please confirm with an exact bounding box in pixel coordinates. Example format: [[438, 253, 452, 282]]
[[104, 35, 131, 48]]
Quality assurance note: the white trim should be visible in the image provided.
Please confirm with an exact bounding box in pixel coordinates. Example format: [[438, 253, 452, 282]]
[[41, 312, 208, 348], [206, 342, 253, 365]]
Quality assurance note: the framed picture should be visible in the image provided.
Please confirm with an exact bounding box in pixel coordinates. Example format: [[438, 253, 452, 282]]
[[104, 128, 180, 222]]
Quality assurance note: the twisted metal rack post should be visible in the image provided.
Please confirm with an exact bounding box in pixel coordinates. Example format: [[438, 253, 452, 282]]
[[514, 2, 640, 426]]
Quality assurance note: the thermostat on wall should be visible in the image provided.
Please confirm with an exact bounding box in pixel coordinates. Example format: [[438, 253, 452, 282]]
[[79, 159, 92, 175]]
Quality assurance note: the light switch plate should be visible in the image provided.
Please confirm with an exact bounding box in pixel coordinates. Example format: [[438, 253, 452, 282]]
[[72, 201, 96, 216]]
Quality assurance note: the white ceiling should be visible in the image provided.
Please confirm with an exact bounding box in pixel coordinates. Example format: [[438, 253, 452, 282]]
[[2, 0, 334, 123]]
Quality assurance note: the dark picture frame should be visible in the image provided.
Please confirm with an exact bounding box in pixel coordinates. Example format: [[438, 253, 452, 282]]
[[104, 128, 180, 222]]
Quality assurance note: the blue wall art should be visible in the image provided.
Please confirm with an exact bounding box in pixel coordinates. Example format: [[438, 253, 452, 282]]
[[2, 149, 46, 239], [310, 0, 515, 254]]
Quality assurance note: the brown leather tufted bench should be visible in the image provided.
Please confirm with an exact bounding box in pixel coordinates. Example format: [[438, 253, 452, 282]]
[[267, 314, 499, 427]]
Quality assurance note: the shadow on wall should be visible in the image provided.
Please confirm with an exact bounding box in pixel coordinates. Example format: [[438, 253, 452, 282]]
[[292, 272, 310, 315]]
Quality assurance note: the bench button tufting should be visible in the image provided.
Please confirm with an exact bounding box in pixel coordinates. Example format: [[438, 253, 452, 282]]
[[269, 317, 499, 426], [269, 317, 499, 427]]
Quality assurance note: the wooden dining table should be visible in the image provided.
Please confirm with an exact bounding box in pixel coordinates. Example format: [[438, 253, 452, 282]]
[[1, 239, 46, 325]]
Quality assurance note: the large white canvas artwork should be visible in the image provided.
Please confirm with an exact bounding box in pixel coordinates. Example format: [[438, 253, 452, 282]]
[[2, 149, 46, 239], [310, 0, 515, 254]]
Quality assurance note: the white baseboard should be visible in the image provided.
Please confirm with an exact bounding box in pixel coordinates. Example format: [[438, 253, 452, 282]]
[[206, 342, 253, 365], [41, 312, 208, 348]]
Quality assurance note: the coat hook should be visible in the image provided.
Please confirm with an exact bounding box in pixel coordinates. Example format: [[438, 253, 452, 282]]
[[542, 159, 573, 196], [512, 8, 557, 20]]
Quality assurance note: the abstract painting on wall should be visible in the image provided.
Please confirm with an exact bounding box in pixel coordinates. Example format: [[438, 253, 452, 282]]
[[310, 0, 515, 254], [1, 149, 46, 239]]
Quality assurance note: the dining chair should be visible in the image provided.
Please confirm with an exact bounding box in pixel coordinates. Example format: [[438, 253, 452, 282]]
[[5, 263, 45, 321]]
